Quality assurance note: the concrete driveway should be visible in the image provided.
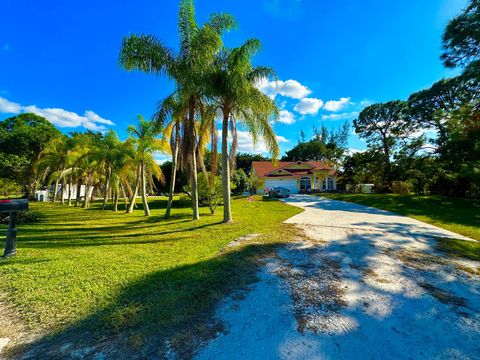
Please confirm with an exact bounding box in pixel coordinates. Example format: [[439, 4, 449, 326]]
[[196, 195, 480, 360]]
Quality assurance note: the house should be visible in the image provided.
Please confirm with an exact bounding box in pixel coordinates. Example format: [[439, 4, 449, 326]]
[[251, 161, 338, 194]]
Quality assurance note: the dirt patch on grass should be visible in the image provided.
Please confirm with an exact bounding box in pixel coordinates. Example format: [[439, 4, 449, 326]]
[[273, 242, 349, 334]]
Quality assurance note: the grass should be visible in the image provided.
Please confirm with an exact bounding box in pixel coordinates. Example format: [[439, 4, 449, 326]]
[[436, 238, 480, 261], [0, 195, 302, 357], [318, 193, 480, 261]]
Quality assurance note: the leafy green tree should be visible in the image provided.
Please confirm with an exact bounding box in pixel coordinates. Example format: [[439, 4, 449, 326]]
[[354, 101, 414, 184], [208, 40, 279, 222], [282, 123, 349, 164], [231, 168, 250, 194], [119, 0, 234, 220], [235, 153, 270, 175], [408, 75, 480, 142], [0, 113, 61, 198], [442, 0, 480, 68]]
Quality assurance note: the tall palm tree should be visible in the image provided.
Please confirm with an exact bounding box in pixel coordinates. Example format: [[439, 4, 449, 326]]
[[127, 115, 165, 216], [119, 0, 234, 220], [209, 41, 280, 222]]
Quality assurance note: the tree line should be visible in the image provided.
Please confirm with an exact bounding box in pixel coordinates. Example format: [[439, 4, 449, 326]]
[[344, 0, 480, 198]]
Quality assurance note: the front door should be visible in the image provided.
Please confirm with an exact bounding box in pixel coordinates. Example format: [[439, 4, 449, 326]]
[[300, 177, 311, 192]]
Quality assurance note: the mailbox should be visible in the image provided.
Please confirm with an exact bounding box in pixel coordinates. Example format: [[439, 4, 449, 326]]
[[0, 199, 28, 257]]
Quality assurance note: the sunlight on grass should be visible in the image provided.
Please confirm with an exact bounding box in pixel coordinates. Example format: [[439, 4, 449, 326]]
[[0, 196, 302, 350], [437, 238, 480, 261]]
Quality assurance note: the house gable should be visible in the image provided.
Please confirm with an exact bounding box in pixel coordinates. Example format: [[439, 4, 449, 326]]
[[281, 161, 315, 170], [265, 168, 294, 177]]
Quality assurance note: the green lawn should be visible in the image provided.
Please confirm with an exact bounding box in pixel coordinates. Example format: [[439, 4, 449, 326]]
[[0, 196, 301, 356], [318, 193, 480, 260]]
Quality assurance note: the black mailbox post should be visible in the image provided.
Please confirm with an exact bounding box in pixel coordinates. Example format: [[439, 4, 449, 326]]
[[0, 199, 28, 257]]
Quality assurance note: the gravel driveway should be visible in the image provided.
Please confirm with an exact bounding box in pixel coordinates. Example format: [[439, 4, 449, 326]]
[[196, 195, 480, 360]]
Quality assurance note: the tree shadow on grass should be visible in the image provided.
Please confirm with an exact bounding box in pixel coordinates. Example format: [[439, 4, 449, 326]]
[[10, 243, 281, 360]]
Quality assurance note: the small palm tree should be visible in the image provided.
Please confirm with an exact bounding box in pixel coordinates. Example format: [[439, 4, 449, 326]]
[[127, 115, 165, 216], [209, 40, 280, 222], [155, 95, 184, 219]]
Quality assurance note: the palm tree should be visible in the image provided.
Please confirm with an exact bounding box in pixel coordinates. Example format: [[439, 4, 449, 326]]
[[209, 41, 280, 222], [119, 0, 234, 220], [127, 115, 165, 216], [97, 130, 129, 210], [155, 95, 184, 219], [37, 135, 71, 203]]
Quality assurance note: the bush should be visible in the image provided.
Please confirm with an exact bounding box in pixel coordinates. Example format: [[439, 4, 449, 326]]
[[0, 178, 22, 197], [183, 172, 223, 214], [1, 210, 46, 225], [231, 169, 250, 195], [391, 181, 412, 195]]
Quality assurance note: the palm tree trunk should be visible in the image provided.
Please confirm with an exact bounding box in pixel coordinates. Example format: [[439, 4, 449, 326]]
[[222, 113, 233, 223], [82, 179, 90, 208], [141, 161, 150, 216], [60, 178, 66, 205], [53, 180, 59, 203], [191, 150, 200, 221], [113, 188, 119, 212], [120, 182, 129, 211], [127, 166, 141, 214], [165, 126, 179, 219], [90, 186, 95, 205], [188, 102, 200, 221], [102, 168, 111, 210], [75, 183, 81, 207], [67, 176, 73, 206]]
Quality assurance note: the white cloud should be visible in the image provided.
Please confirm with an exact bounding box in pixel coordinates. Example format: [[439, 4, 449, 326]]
[[321, 111, 359, 121], [256, 78, 311, 99], [0, 96, 114, 131], [154, 151, 169, 164], [219, 129, 288, 154], [294, 97, 323, 115], [347, 148, 365, 155], [277, 110, 295, 124], [0, 97, 21, 113], [324, 97, 352, 112]]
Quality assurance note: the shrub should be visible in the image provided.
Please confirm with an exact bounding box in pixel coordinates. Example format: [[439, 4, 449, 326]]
[[1, 210, 46, 224], [231, 169, 250, 195], [183, 172, 223, 214], [391, 181, 412, 195]]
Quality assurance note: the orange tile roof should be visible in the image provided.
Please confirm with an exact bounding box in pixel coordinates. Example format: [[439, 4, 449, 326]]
[[252, 161, 336, 178]]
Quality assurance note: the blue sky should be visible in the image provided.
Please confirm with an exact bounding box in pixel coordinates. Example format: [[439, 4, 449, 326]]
[[0, 0, 467, 159]]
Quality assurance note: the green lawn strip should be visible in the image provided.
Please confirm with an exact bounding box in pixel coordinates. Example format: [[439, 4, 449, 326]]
[[436, 238, 480, 262], [0, 196, 302, 355], [318, 194, 480, 241]]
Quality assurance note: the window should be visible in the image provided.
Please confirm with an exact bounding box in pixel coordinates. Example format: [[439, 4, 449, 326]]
[[300, 177, 311, 191], [328, 178, 334, 190]]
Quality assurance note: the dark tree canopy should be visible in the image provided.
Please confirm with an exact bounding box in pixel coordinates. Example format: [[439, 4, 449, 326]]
[[0, 113, 61, 197], [408, 76, 480, 134], [235, 152, 270, 174], [442, 0, 480, 67], [282, 123, 349, 164]]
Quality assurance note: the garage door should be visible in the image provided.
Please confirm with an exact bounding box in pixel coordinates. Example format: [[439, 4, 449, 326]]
[[265, 179, 298, 194]]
